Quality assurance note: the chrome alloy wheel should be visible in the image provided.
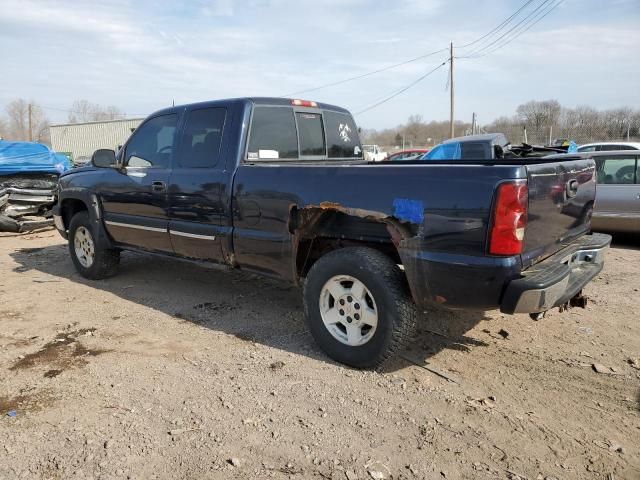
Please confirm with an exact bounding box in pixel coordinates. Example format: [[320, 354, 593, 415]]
[[74, 226, 95, 268], [319, 275, 378, 346]]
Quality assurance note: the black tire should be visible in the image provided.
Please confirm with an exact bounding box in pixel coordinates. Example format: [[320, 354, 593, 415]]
[[68, 211, 120, 279], [0, 214, 20, 233], [303, 247, 417, 369]]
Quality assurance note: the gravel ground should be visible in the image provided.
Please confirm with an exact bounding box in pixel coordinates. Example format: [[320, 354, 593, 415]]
[[0, 230, 638, 480]]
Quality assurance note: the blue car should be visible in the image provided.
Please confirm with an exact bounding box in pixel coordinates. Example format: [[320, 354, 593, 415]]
[[0, 140, 71, 232], [421, 133, 509, 160]]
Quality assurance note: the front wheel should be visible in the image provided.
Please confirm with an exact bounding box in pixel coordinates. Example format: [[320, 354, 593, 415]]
[[68, 211, 120, 279], [303, 247, 417, 368]]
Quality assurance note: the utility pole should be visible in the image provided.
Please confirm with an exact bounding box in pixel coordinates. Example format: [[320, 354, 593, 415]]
[[471, 112, 477, 135], [449, 42, 454, 138], [28, 103, 33, 142]]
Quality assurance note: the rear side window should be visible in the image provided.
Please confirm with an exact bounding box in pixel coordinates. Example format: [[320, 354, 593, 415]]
[[601, 145, 637, 151], [595, 156, 636, 184], [324, 111, 362, 158], [247, 107, 298, 160], [460, 142, 490, 159], [125, 114, 177, 168], [179, 108, 226, 168], [296, 112, 325, 156], [577, 146, 597, 152]]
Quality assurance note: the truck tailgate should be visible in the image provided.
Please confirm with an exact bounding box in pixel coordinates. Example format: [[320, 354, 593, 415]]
[[522, 158, 596, 267]]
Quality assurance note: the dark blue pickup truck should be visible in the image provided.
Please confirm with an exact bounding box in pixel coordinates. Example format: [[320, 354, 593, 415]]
[[53, 97, 611, 368]]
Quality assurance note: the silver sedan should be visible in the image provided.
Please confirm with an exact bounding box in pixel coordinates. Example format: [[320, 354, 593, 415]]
[[590, 150, 640, 232]]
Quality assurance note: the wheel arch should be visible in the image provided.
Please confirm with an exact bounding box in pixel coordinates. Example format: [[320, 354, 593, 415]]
[[59, 192, 103, 229], [60, 193, 115, 250], [60, 197, 89, 230], [289, 204, 417, 282]]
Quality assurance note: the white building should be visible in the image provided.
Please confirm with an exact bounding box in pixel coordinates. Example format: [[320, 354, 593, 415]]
[[50, 118, 144, 163]]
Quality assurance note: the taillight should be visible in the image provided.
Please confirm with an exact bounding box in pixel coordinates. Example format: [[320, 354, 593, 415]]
[[291, 99, 318, 107], [489, 181, 528, 256]]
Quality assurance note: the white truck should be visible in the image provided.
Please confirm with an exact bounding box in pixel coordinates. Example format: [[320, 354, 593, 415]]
[[362, 144, 387, 162]]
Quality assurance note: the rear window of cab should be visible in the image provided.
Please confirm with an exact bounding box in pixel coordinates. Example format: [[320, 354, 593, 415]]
[[246, 106, 362, 161]]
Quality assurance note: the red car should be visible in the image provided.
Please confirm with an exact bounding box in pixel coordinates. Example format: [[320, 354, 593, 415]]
[[385, 149, 429, 161]]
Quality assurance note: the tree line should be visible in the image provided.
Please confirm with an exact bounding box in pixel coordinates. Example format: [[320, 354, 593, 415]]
[[0, 99, 124, 145], [362, 100, 640, 148], [1, 97, 638, 149]]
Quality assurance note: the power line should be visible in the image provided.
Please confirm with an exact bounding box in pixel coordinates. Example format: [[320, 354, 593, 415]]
[[456, 0, 537, 48], [354, 59, 449, 115], [458, 0, 554, 58], [466, 0, 564, 59], [39, 1, 561, 122], [281, 48, 448, 97], [282, 0, 546, 98]]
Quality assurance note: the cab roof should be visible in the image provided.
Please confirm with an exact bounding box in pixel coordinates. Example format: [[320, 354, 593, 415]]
[[148, 97, 351, 119]]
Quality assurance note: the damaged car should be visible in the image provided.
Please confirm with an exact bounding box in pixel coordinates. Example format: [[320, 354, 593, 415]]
[[53, 97, 610, 368], [0, 140, 71, 232]]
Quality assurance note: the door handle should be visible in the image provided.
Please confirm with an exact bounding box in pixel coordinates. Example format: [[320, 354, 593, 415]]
[[151, 181, 166, 193]]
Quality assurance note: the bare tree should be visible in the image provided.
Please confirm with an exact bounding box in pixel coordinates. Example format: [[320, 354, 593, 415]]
[[68, 100, 123, 123], [5, 99, 50, 144], [362, 101, 640, 149], [603, 108, 633, 139], [485, 115, 524, 143], [362, 115, 471, 150], [515, 100, 562, 143], [0, 117, 6, 140], [404, 115, 424, 147]]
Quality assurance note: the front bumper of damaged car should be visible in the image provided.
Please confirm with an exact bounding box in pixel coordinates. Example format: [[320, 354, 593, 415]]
[[0, 175, 59, 232], [500, 233, 612, 314]]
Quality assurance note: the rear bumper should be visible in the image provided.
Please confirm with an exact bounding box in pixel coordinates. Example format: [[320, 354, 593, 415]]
[[500, 233, 611, 314]]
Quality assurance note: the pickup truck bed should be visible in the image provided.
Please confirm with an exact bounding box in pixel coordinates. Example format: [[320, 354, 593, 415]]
[[53, 97, 611, 368]]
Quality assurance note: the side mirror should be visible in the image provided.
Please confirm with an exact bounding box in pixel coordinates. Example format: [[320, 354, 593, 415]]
[[91, 149, 116, 168]]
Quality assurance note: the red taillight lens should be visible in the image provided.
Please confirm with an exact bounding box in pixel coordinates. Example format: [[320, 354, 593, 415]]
[[291, 99, 318, 107], [489, 181, 528, 256]]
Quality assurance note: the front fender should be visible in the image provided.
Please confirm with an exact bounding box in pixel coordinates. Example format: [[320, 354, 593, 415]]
[[55, 190, 114, 249]]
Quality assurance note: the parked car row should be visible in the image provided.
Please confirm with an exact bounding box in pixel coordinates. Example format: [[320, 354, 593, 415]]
[[363, 146, 430, 162], [386, 149, 429, 161]]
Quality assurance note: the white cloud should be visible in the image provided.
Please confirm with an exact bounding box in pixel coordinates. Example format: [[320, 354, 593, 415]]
[[200, 0, 235, 17], [0, 0, 638, 129]]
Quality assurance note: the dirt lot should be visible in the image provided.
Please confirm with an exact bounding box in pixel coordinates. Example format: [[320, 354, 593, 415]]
[[0, 230, 638, 480]]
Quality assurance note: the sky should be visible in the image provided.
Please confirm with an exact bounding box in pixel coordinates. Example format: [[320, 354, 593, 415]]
[[1, 0, 638, 129]]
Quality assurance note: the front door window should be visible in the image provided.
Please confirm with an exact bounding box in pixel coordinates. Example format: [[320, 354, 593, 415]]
[[125, 114, 177, 168]]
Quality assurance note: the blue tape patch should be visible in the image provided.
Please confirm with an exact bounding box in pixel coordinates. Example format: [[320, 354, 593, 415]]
[[392, 198, 424, 224]]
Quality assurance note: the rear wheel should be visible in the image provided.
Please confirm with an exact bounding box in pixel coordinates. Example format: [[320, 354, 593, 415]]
[[68, 211, 120, 279], [303, 247, 417, 368]]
